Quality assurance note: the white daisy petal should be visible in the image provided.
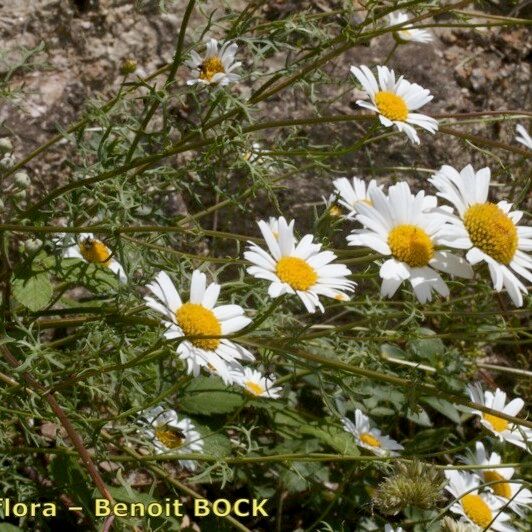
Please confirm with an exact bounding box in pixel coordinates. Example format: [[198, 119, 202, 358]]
[[187, 38, 240, 86], [144, 270, 254, 379], [246, 217, 355, 314], [431, 163, 530, 306]]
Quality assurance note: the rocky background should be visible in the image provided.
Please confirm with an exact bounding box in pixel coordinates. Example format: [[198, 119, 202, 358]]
[[1, 0, 530, 215]]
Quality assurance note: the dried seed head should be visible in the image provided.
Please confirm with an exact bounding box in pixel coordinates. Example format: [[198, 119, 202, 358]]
[[372, 460, 446, 516]]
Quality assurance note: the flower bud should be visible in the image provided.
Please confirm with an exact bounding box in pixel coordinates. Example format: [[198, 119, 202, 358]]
[[120, 58, 137, 75], [14, 170, 31, 188], [0, 153, 16, 169], [0, 137, 13, 153], [24, 238, 43, 253]]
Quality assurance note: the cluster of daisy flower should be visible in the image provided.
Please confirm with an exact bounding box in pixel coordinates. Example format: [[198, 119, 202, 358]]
[[48, 15, 530, 495], [329, 163, 531, 307], [338, 383, 530, 530], [442, 383, 531, 530]]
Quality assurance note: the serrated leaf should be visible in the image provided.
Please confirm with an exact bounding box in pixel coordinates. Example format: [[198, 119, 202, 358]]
[[179, 376, 243, 415], [12, 271, 53, 311]]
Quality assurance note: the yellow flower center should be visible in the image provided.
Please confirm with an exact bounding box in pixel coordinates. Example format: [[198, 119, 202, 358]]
[[175, 302, 221, 350], [398, 29, 412, 40], [388, 224, 434, 267], [463, 203, 518, 264], [79, 238, 112, 266], [484, 471, 512, 499], [482, 412, 508, 433], [359, 432, 381, 448], [199, 56, 225, 81], [375, 91, 409, 121], [329, 205, 342, 217], [155, 427, 183, 449], [461, 494, 493, 528], [244, 380, 265, 396], [276, 256, 318, 291]]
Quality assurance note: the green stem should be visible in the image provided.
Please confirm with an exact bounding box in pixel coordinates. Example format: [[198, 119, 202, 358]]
[[239, 338, 532, 429]]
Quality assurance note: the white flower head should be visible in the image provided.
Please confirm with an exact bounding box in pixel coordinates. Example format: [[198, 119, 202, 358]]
[[341, 409, 403, 457], [138, 406, 204, 470], [186, 38, 241, 86], [332, 177, 380, 216], [350, 65, 438, 144], [515, 124, 532, 150], [467, 383, 531, 450], [429, 164, 532, 307], [347, 182, 473, 303], [232, 367, 282, 399], [244, 216, 356, 313], [388, 12, 433, 44], [460, 441, 532, 515], [144, 270, 254, 380], [60, 232, 127, 283], [444, 470, 515, 532]]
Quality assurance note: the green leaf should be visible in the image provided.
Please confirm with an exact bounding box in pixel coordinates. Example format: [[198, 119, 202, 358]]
[[48, 454, 95, 517], [403, 428, 452, 453], [422, 397, 462, 424], [12, 271, 53, 311], [300, 421, 360, 455], [61, 258, 119, 291], [0, 525, 24, 532], [407, 407, 432, 427], [409, 328, 445, 362], [194, 423, 232, 458], [179, 376, 244, 415]]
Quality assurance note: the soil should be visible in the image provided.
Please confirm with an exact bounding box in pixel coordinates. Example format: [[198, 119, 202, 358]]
[[1, 0, 530, 224]]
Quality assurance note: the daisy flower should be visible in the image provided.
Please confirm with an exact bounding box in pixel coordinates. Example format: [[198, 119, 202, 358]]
[[444, 470, 515, 532], [388, 12, 433, 44], [347, 182, 473, 303], [350, 65, 438, 144], [460, 441, 532, 515], [244, 216, 355, 313], [341, 409, 403, 456], [186, 38, 241, 86], [138, 406, 203, 470], [515, 124, 532, 149], [467, 383, 531, 450], [144, 270, 254, 380], [429, 164, 532, 307], [322, 193, 343, 218], [332, 177, 380, 216], [61, 232, 126, 283], [232, 367, 282, 399]]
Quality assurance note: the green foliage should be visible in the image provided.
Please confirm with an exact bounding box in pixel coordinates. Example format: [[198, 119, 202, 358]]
[[0, 1, 530, 531]]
